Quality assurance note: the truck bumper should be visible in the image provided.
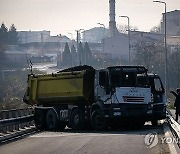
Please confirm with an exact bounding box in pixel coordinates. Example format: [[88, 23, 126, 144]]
[[104, 103, 150, 119]]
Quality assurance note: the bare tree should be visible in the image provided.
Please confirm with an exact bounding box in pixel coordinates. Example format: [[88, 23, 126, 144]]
[[168, 45, 180, 88]]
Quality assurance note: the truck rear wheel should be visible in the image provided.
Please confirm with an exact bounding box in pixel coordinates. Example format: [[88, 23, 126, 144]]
[[34, 109, 46, 130], [91, 109, 107, 131], [46, 109, 59, 131], [70, 108, 85, 130]]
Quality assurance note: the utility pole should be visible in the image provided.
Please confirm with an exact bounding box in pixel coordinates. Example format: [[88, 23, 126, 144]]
[[97, 23, 105, 68], [76, 29, 84, 65], [153, 0, 167, 101], [76, 30, 79, 65], [68, 33, 73, 66]]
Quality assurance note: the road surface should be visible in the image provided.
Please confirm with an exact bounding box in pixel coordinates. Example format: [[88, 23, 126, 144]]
[[0, 124, 170, 154]]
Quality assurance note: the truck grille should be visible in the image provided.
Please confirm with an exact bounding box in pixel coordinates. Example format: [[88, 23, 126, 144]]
[[123, 96, 144, 102]]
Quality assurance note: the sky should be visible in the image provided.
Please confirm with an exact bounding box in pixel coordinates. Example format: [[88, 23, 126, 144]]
[[0, 0, 179, 38]]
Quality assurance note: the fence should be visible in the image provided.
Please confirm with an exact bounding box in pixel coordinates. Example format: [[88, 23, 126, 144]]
[[0, 108, 34, 134]]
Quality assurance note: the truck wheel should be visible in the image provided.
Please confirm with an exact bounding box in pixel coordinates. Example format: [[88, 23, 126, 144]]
[[34, 109, 46, 130], [151, 120, 158, 126], [46, 109, 59, 131], [70, 108, 85, 130], [91, 109, 107, 131]]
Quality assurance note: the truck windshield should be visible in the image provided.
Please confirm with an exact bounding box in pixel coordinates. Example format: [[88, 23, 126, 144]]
[[110, 71, 149, 87]]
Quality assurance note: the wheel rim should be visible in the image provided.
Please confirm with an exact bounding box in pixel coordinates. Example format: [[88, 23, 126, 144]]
[[71, 109, 84, 130], [94, 114, 104, 126], [74, 114, 80, 127], [48, 115, 55, 127]]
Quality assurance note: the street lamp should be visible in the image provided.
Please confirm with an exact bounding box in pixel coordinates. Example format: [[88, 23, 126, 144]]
[[97, 23, 105, 68], [153, 1, 167, 100], [75, 29, 84, 65], [119, 16, 130, 65]]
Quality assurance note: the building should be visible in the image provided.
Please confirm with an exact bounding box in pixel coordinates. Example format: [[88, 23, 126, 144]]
[[104, 33, 128, 60], [18, 30, 50, 44], [102, 0, 180, 61], [18, 31, 70, 44], [161, 10, 180, 36], [82, 27, 109, 43]]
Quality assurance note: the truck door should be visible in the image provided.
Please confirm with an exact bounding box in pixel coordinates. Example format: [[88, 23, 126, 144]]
[[150, 76, 165, 104], [96, 70, 112, 103]]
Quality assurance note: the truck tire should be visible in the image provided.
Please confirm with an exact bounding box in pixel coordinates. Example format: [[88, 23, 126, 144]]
[[70, 108, 85, 130], [34, 109, 46, 130], [46, 109, 59, 131], [91, 109, 107, 131]]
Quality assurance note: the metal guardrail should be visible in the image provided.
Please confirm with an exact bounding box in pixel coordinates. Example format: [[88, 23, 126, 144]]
[[0, 108, 34, 134], [166, 109, 180, 147]]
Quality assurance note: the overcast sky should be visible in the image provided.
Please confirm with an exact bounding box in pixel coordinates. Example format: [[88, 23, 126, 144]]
[[0, 0, 179, 37]]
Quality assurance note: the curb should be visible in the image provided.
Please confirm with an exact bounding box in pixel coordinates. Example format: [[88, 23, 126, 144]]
[[163, 122, 180, 154]]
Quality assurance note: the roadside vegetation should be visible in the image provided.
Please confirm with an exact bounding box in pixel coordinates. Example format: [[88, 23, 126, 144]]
[[0, 69, 44, 110]]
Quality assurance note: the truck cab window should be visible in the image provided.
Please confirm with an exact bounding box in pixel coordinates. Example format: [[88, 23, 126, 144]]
[[154, 78, 163, 91], [111, 71, 148, 87]]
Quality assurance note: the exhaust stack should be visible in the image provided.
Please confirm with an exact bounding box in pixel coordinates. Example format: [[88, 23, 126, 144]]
[[109, 0, 118, 37]]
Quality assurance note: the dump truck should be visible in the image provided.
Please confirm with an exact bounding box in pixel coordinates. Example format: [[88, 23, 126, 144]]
[[24, 65, 153, 131]]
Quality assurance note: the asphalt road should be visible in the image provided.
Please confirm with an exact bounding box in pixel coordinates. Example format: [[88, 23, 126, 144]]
[[0, 124, 170, 154]]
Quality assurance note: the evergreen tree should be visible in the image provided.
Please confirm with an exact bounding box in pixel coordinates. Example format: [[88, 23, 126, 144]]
[[71, 45, 77, 66], [0, 23, 8, 44], [8, 24, 19, 45], [62, 42, 71, 66], [84, 42, 92, 64], [0, 23, 8, 69]]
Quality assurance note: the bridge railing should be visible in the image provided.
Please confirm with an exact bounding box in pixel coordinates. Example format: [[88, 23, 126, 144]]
[[166, 109, 180, 148], [0, 108, 34, 134]]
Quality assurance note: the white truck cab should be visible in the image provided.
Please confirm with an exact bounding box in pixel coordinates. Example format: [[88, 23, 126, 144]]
[[94, 66, 152, 127]]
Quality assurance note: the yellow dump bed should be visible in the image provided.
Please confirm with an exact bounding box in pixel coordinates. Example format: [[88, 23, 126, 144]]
[[24, 68, 95, 106]]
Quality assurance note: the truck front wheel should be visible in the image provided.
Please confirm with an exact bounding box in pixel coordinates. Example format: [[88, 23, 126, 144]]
[[70, 108, 85, 130], [91, 109, 107, 130], [46, 109, 59, 131]]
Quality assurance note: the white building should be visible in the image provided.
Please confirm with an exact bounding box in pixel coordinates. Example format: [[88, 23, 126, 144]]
[[82, 27, 109, 43], [18, 30, 50, 44], [18, 31, 71, 44], [161, 10, 180, 36]]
